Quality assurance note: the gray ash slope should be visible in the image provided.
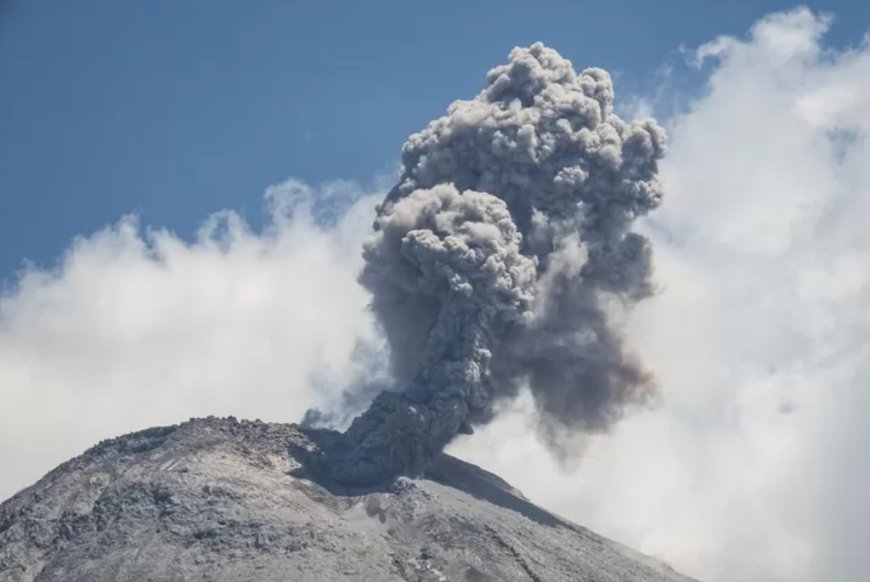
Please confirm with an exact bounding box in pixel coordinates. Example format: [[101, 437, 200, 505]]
[[0, 417, 697, 582]]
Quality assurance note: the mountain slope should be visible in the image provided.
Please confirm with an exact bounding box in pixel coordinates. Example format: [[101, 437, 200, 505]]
[[0, 417, 696, 582]]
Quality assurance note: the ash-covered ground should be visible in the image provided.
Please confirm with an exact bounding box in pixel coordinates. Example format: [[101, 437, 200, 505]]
[[0, 417, 697, 582]]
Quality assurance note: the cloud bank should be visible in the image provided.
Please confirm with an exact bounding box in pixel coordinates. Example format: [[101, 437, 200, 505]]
[[0, 179, 380, 501], [2, 7, 869, 581]]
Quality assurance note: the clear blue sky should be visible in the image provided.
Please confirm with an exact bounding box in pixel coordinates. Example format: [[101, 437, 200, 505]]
[[1, 0, 867, 281]]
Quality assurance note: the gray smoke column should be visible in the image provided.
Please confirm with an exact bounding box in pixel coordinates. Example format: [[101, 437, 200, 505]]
[[332, 42, 666, 485]]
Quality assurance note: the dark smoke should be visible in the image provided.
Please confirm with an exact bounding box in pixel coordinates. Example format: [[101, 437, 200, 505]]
[[328, 43, 666, 485]]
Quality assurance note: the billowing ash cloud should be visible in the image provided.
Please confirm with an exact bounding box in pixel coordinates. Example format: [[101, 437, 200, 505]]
[[331, 42, 666, 484]]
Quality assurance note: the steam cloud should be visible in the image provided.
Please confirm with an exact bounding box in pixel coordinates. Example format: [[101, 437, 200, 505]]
[[331, 43, 666, 484]]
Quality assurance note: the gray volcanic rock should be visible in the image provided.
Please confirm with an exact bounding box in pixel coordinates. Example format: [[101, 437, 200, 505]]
[[0, 417, 697, 581]]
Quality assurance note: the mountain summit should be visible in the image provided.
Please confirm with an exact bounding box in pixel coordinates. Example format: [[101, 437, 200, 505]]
[[0, 417, 696, 581]]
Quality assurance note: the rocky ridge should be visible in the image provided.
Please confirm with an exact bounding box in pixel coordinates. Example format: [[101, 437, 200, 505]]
[[0, 417, 697, 582]]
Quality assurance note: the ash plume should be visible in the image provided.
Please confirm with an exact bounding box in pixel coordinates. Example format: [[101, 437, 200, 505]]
[[330, 42, 666, 484]]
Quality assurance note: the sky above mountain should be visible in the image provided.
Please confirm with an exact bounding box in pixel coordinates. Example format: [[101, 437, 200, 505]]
[[1, 0, 869, 279], [2, 3, 870, 582]]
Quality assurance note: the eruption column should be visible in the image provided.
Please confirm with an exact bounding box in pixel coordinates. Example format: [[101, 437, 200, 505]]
[[332, 43, 666, 485]]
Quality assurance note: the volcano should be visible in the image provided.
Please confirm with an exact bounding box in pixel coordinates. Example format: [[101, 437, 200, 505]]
[[0, 417, 696, 582]]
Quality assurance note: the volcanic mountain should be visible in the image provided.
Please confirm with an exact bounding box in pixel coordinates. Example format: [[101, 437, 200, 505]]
[[2, 41, 690, 582], [0, 417, 696, 582]]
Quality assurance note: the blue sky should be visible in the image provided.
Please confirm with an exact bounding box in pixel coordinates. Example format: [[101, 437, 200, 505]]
[[1, 0, 868, 281]]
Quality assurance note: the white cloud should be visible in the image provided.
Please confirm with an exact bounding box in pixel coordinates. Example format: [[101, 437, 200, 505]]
[[451, 8, 870, 582], [0, 179, 381, 501]]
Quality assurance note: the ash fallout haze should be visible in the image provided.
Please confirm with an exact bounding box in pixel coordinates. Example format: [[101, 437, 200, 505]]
[[2, 2, 870, 582]]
